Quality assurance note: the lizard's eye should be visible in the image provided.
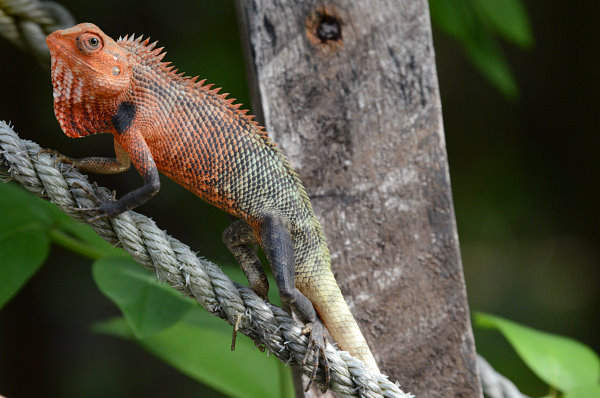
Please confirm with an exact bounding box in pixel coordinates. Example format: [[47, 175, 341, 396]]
[[77, 33, 103, 53]]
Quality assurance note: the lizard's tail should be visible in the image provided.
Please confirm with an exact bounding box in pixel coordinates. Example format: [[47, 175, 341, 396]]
[[305, 270, 380, 373]]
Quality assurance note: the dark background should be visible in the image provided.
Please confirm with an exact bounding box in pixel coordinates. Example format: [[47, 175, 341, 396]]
[[0, 1, 598, 397]]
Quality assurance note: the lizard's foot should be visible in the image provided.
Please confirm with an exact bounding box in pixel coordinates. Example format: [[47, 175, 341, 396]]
[[301, 321, 330, 392], [72, 200, 122, 222], [39, 148, 75, 166], [69, 182, 119, 222]]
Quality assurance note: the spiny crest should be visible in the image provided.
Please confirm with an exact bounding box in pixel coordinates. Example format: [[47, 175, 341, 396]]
[[120, 33, 315, 221], [117, 33, 167, 67], [117, 32, 269, 138]]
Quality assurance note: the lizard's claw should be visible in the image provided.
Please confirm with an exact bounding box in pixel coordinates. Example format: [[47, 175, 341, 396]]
[[69, 182, 119, 222], [301, 321, 330, 392], [71, 181, 99, 198], [70, 205, 109, 222]]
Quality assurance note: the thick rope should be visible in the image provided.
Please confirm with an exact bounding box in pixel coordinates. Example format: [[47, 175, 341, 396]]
[[0, 0, 74, 65], [477, 355, 530, 398], [0, 121, 413, 398]]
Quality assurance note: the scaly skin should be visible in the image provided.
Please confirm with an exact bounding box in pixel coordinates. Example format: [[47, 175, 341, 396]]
[[46, 23, 380, 382]]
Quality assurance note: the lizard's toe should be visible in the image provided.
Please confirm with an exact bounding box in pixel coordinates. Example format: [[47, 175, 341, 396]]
[[301, 322, 330, 392], [69, 205, 107, 222], [71, 181, 100, 198], [69, 192, 120, 222], [40, 148, 75, 166]]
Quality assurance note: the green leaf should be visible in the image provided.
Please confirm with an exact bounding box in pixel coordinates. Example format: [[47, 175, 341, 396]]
[[0, 223, 49, 308], [471, 0, 534, 48], [429, 0, 472, 39], [462, 28, 519, 99], [94, 312, 294, 398], [0, 183, 54, 228], [0, 183, 118, 260], [92, 257, 194, 338], [476, 313, 600, 392], [563, 384, 600, 398], [429, 0, 519, 98], [0, 184, 52, 308]]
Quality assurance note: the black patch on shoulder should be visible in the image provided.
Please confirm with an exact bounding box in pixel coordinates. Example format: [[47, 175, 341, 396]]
[[112, 101, 136, 134]]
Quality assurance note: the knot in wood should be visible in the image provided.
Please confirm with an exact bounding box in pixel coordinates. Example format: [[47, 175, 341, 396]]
[[306, 7, 343, 52]]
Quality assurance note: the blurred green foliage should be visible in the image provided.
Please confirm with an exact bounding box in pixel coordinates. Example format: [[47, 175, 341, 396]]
[[429, 0, 533, 98]]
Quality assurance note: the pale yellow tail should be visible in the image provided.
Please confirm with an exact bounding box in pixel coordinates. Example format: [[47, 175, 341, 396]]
[[304, 270, 380, 373]]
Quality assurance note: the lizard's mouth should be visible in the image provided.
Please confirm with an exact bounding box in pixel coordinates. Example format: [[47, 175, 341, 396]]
[[46, 31, 64, 55]]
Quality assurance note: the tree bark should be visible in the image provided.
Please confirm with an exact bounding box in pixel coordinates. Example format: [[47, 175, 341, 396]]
[[235, 1, 482, 397]]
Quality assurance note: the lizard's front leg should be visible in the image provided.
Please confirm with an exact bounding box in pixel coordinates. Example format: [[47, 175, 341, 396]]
[[42, 141, 131, 174], [259, 213, 330, 391], [73, 130, 160, 220], [44, 140, 132, 174]]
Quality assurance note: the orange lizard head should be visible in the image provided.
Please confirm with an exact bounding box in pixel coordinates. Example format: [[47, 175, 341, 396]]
[[47, 23, 132, 137]]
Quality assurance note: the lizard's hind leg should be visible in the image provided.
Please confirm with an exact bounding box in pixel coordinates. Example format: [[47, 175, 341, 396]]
[[259, 213, 330, 390], [223, 220, 269, 300]]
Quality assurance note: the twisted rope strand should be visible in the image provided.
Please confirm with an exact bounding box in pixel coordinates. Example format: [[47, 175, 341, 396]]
[[0, 0, 74, 64], [0, 121, 412, 398], [477, 355, 530, 398]]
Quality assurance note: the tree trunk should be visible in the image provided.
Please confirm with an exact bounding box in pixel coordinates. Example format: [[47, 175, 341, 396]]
[[235, 1, 482, 396]]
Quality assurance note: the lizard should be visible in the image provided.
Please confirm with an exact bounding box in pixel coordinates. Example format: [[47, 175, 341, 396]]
[[45, 22, 380, 386]]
